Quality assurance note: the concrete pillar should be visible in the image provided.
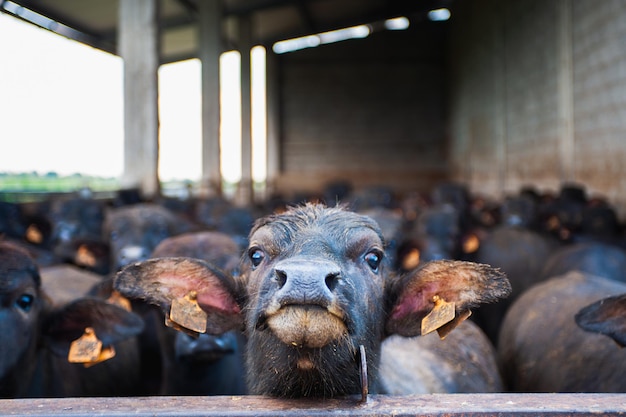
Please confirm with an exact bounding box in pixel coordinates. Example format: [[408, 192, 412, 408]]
[[494, 0, 508, 197], [557, 0, 574, 182], [235, 15, 253, 206], [198, 0, 222, 197], [265, 49, 280, 198], [118, 0, 160, 198]]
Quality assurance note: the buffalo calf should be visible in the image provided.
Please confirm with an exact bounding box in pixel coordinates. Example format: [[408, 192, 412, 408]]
[[149, 232, 247, 396], [115, 203, 510, 398], [0, 241, 144, 398]]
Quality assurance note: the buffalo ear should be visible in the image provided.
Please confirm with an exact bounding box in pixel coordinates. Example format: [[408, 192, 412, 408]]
[[114, 257, 243, 335], [43, 297, 144, 357], [385, 260, 510, 337], [575, 294, 626, 347]]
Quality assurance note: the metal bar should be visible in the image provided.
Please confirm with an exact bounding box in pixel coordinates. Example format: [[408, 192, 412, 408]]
[[1, 394, 626, 417]]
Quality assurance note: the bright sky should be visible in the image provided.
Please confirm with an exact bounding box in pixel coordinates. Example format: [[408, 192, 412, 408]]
[[0, 12, 126, 178], [0, 12, 264, 183]]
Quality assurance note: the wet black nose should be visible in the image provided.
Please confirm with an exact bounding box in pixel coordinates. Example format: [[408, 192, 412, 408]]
[[273, 258, 341, 307]]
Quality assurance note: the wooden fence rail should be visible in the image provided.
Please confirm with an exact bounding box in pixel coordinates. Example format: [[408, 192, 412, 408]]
[[1, 393, 626, 417]]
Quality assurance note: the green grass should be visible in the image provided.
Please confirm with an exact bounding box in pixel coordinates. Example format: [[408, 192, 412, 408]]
[[0, 172, 264, 203], [0, 173, 120, 202]]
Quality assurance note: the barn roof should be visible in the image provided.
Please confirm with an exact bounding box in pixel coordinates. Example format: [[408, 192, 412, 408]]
[[2, 0, 454, 63]]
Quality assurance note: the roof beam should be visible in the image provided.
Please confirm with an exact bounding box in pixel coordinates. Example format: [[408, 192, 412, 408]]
[[3, 0, 116, 53], [260, 0, 452, 47]]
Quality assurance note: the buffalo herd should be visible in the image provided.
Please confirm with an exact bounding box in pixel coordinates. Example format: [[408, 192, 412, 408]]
[[2, 181, 626, 398]]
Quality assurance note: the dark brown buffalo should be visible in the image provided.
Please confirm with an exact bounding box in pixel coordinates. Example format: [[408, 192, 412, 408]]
[[498, 271, 626, 392], [149, 231, 247, 396], [0, 241, 144, 398], [540, 241, 626, 282], [114, 203, 510, 398], [103, 203, 195, 272], [470, 225, 559, 345], [576, 293, 626, 347]]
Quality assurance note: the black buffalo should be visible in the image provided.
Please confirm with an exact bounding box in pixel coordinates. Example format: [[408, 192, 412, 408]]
[[115, 203, 510, 397]]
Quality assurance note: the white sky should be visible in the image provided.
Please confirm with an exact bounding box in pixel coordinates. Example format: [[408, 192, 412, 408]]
[[0, 12, 125, 178], [0, 12, 264, 183]]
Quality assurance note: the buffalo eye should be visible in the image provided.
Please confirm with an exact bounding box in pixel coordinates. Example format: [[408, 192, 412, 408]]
[[364, 250, 383, 272], [248, 247, 266, 267], [15, 294, 35, 312]]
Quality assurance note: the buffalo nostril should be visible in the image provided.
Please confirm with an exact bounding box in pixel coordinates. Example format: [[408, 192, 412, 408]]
[[325, 272, 340, 292], [275, 269, 287, 288]]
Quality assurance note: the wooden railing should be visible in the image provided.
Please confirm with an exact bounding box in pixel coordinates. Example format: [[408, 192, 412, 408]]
[[1, 393, 626, 416]]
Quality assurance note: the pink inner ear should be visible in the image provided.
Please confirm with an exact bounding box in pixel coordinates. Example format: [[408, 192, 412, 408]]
[[390, 280, 441, 321], [390, 290, 430, 321], [390, 295, 418, 320], [196, 289, 241, 315], [152, 262, 241, 315]]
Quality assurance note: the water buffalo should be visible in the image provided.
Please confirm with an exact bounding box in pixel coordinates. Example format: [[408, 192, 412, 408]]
[[498, 271, 626, 392], [470, 225, 559, 345], [103, 203, 195, 272], [115, 203, 510, 398], [0, 241, 144, 398], [576, 292, 626, 347], [149, 231, 247, 396]]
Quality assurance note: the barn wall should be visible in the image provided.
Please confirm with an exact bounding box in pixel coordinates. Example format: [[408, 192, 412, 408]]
[[572, 1, 626, 211], [448, 0, 626, 215], [273, 23, 449, 197]]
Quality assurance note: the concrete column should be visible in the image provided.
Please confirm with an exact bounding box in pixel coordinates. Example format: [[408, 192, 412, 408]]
[[199, 0, 222, 197], [557, 0, 574, 182], [118, 0, 160, 198], [236, 15, 253, 206], [265, 49, 280, 197], [494, 0, 508, 197]]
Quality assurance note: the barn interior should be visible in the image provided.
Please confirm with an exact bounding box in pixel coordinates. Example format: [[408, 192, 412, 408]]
[[4, 0, 626, 409], [2, 0, 626, 214]]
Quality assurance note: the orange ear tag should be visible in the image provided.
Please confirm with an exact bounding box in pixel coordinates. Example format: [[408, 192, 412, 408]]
[[107, 290, 132, 312], [421, 296, 455, 336], [463, 234, 480, 254], [402, 248, 421, 271], [25, 224, 43, 244], [68, 327, 117, 367], [164, 317, 201, 338], [83, 345, 116, 368], [436, 309, 472, 340], [75, 244, 97, 267], [68, 327, 102, 363], [169, 291, 208, 334]]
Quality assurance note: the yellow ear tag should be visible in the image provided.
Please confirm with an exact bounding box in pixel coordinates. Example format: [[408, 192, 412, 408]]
[[107, 290, 132, 312], [436, 309, 472, 340], [164, 317, 201, 338], [68, 328, 117, 367], [75, 244, 97, 267], [463, 234, 480, 254], [68, 327, 103, 364], [25, 224, 43, 244], [402, 248, 421, 271], [169, 291, 207, 334], [83, 345, 116, 368], [421, 296, 455, 336]]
